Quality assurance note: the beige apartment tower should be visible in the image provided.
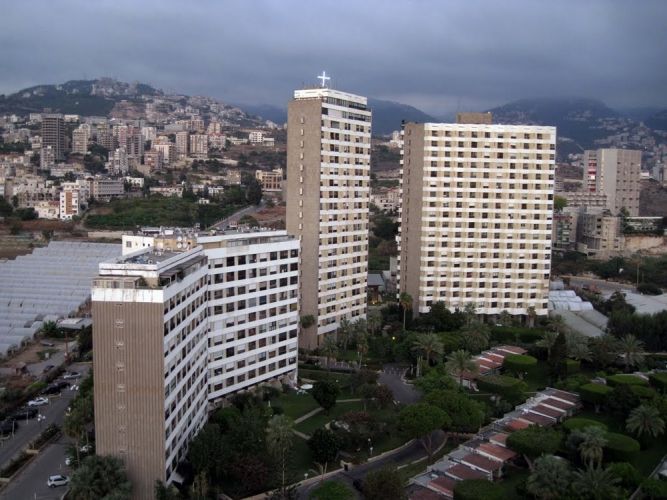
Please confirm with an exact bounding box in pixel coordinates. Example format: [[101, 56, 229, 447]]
[[41, 113, 65, 161], [286, 85, 371, 349], [398, 116, 556, 318], [582, 148, 641, 216]]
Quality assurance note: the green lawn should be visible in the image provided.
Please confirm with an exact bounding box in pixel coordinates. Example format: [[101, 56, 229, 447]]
[[295, 401, 363, 435], [271, 392, 319, 420]]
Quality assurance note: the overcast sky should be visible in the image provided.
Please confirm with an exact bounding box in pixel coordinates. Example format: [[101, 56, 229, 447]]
[[1, 0, 665, 115]]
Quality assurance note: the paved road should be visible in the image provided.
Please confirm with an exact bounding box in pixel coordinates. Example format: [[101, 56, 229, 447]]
[[211, 201, 264, 230], [565, 276, 635, 294], [0, 363, 89, 472], [0, 439, 71, 499], [379, 365, 420, 404]]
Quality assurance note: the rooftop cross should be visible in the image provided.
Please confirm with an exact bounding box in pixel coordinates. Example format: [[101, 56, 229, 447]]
[[317, 71, 331, 88]]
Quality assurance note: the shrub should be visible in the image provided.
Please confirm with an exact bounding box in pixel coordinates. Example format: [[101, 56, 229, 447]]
[[562, 418, 608, 432], [564, 359, 580, 375], [637, 283, 662, 295], [606, 374, 649, 387], [630, 385, 657, 400], [477, 374, 527, 405], [503, 354, 538, 377], [607, 462, 642, 490], [580, 383, 613, 407], [641, 478, 667, 499], [604, 432, 640, 462], [555, 374, 592, 393], [0, 452, 30, 478], [453, 479, 504, 500], [649, 372, 667, 393], [490, 326, 545, 344]]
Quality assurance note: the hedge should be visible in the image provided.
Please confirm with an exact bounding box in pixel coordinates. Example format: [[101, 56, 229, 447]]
[[453, 479, 504, 500], [562, 417, 608, 432], [477, 375, 527, 404], [606, 374, 649, 388], [565, 359, 581, 375], [649, 372, 667, 392], [604, 432, 640, 462], [490, 327, 545, 344], [503, 354, 538, 376], [630, 385, 657, 400], [579, 383, 613, 406]]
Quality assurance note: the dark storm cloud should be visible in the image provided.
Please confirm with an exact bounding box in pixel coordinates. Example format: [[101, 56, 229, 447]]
[[1, 0, 665, 115]]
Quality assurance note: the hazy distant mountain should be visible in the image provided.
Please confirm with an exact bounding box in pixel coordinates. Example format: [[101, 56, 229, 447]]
[[239, 98, 435, 136], [488, 97, 620, 149], [617, 106, 663, 122], [645, 109, 667, 131]]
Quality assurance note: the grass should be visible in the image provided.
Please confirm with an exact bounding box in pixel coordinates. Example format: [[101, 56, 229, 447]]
[[295, 401, 363, 435], [271, 391, 319, 420]]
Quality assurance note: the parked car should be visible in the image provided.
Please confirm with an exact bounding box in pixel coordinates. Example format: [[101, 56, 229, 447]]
[[47, 475, 69, 487], [27, 397, 49, 407], [40, 341, 55, 347], [42, 381, 68, 395], [42, 364, 55, 374], [11, 407, 38, 420], [62, 371, 81, 380], [0, 420, 18, 434]]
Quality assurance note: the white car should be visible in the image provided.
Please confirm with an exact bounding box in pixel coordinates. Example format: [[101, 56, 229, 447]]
[[27, 397, 48, 407], [80, 443, 93, 453], [62, 372, 81, 380], [47, 475, 69, 487]]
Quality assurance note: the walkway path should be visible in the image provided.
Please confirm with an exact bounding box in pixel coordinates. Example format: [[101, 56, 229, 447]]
[[379, 364, 421, 404]]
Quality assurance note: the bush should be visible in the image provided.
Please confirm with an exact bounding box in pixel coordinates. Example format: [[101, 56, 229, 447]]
[[649, 372, 667, 393], [641, 478, 667, 499], [606, 374, 649, 387], [637, 283, 662, 295], [490, 326, 545, 344], [562, 418, 608, 432], [0, 452, 30, 478], [607, 462, 642, 490], [630, 385, 657, 400], [30, 424, 60, 450], [453, 479, 504, 500], [564, 359, 580, 375], [604, 432, 640, 462], [503, 354, 538, 377], [477, 374, 527, 405], [555, 374, 592, 393], [580, 383, 613, 407]]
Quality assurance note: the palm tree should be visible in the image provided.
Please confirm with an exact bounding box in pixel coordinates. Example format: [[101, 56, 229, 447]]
[[399, 292, 412, 331], [445, 349, 478, 386], [626, 404, 665, 439], [356, 332, 369, 369], [537, 330, 559, 358], [337, 317, 353, 351], [367, 309, 382, 336], [571, 466, 621, 500], [352, 318, 368, 344], [460, 321, 490, 354], [498, 310, 513, 327], [267, 414, 294, 497], [618, 334, 645, 371], [463, 303, 477, 327], [526, 306, 537, 328], [526, 455, 572, 500], [320, 335, 338, 371], [565, 330, 592, 362], [546, 314, 568, 335], [40, 320, 59, 337], [412, 333, 444, 367], [590, 334, 620, 369], [577, 426, 607, 467]]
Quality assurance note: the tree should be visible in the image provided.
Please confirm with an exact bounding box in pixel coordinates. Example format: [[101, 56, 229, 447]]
[[626, 404, 665, 439], [571, 466, 622, 500], [245, 177, 263, 205], [188, 424, 224, 481], [0, 195, 14, 216], [549, 331, 568, 379], [412, 333, 444, 367], [460, 321, 490, 354], [154, 480, 180, 500], [301, 315, 315, 329], [453, 479, 504, 500], [337, 317, 353, 351], [309, 480, 354, 500], [554, 195, 568, 211], [424, 389, 485, 434], [267, 414, 294, 497], [398, 403, 449, 459], [367, 309, 382, 336], [238, 214, 259, 227], [526, 455, 572, 500], [190, 471, 208, 500], [590, 335, 620, 369], [527, 306, 537, 328], [565, 330, 592, 361], [618, 334, 645, 371], [308, 429, 341, 473], [312, 380, 340, 414], [463, 303, 477, 326], [445, 349, 477, 386], [41, 320, 60, 337], [320, 335, 338, 371], [575, 426, 608, 467], [507, 426, 563, 470], [399, 292, 412, 331], [374, 384, 394, 409], [537, 330, 559, 359], [362, 467, 406, 500], [69, 455, 131, 499]]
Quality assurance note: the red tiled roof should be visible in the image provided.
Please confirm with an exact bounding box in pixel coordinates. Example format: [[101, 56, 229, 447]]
[[476, 443, 517, 462], [548, 389, 580, 403], [494, 345, 528, 355], [541, 397, 575, 410], [428, 476, 457, 496], [412, 485, 447, 500], [485, 353, 505, 363], [489, 433, 509, 446], [445, 464, 487, 481], [530, 404, 565, 419], [520, 412, 554, 426], [505, 419, 531, 431], [461, 453, 503, 472]]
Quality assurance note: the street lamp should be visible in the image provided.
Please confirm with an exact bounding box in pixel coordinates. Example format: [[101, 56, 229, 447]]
[[37, 414, 45, 429], [368, 438, 373, 457]]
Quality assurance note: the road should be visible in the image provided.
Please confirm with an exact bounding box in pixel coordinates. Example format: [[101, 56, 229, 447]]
[[379, 365, 420, 404], [564, 275, 635, 295], [211, 201, 264, 230], [0, 363, 89, 470], [0, 439, 70, 499]]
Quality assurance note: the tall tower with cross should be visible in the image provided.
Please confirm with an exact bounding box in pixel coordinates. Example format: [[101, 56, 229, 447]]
[[286, 82, 372, 349]]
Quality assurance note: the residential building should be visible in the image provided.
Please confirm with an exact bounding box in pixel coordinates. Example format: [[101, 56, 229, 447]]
[[142, 150, 164, 173], [59, 189, 81, 220], [561, 191, 607, 210], [111, 147, 129, 175], [255, 168, 283, 192], [34, 200, 60, 219], [175, 131, 189, 158], [91, 178, 125, 202], [92, 248, 210, 498], [93, 229, 300, 496], [370, 186, 400, 212], [552, 207, 578, 252], [72, 126, 90, 155], [583, 148, 642, 216], [286, 83, 372, 348], [41, 113, 65, 161], [40, 145, 56, 169], [190, 134, 208, 159], [153, 139, 175, 166], [248, 131, 264, 143], [576, 209, 623, 259], [398, 116, 555, 318]]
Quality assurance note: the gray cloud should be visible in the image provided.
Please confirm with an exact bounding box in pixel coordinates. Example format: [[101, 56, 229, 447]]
[[1, 0, 665, 115]]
